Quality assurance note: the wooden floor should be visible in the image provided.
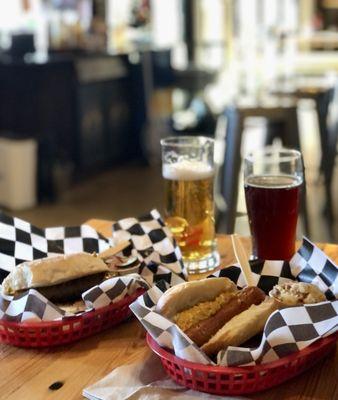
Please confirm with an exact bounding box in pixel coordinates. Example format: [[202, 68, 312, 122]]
[[9, 157, 337, 244], [13, 164, 165, 228], [7, 102, 338, 244]]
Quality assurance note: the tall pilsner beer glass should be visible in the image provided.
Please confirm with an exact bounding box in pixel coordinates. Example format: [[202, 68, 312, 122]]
[[161, 136, 219, 273]]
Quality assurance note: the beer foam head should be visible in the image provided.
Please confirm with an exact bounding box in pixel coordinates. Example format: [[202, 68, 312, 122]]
[[163, 160, 214, 181]]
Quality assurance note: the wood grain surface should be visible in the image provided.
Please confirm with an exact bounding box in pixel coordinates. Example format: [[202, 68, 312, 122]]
[[0, 219, 337, 400]]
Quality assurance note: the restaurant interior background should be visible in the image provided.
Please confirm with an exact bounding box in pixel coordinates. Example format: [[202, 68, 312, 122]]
[[0, 0, 337, 244]]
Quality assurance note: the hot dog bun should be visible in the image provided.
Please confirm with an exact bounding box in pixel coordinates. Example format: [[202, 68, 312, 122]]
[[2, 253, 109, 302], [201, 298, 278, 356], [156, 278, 237, 319], [156, 278, 277, 355]]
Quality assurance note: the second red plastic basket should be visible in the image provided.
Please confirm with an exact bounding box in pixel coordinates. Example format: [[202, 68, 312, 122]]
[[147, 332, 337, 395], [0, 288, 144, 348]]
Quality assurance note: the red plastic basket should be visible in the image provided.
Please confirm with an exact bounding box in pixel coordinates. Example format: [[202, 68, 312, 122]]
[[0, 289, 144, 348], [147, 332, 338, 395]]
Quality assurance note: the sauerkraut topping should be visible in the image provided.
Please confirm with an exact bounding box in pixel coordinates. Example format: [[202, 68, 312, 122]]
[[174, 291, 235, 332]]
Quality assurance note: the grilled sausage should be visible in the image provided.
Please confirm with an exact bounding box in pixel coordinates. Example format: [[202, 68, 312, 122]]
[[185, 286, 266, 346]]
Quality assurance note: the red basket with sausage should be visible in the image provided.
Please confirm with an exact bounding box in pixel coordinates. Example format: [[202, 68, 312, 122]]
[[144, 277, 338, 395]]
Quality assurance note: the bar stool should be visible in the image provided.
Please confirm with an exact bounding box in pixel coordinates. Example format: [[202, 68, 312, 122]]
[[269, 82, 337, 238], [216, 99, 310, 236], [271, 79, 336, 179]]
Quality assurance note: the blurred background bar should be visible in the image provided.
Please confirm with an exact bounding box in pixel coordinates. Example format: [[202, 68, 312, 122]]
[[0, 0, 336, 242]]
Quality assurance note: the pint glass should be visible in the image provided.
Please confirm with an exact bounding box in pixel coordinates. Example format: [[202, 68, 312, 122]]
[[161, 136, 219, 273], [244, 147, 304, 260]]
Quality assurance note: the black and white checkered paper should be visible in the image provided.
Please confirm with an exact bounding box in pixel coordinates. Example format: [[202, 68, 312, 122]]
[[0, 274, 150, 322], [112, 209, 186, 279], [130, 238, 338, 366], [0, 210, 186, 322]]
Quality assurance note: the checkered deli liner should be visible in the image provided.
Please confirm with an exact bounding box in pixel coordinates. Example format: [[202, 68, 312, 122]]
[[112, 209, 186, 278], [0, 210, 185, 322], [130, 238, 338, 366]]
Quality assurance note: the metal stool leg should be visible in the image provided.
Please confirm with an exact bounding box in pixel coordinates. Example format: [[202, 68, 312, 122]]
[[324, 121, 338, 237], [216, 107, 244, 234], [284, 107, 310, 237], [315, 89, 334, 177]]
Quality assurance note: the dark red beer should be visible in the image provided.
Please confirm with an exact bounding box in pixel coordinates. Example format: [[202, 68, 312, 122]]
[[244, 174, 301, 260]]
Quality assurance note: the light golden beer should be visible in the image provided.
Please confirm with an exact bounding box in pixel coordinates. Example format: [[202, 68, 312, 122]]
[[163, 161, 215, 261]]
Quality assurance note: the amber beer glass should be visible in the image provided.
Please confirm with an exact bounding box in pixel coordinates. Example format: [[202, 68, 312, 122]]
[[244, 148, 304, 260], [161, 136, 219, 273]]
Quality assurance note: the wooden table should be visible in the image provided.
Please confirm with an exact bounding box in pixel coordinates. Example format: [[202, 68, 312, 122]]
[[1, 219, 337, 400]]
